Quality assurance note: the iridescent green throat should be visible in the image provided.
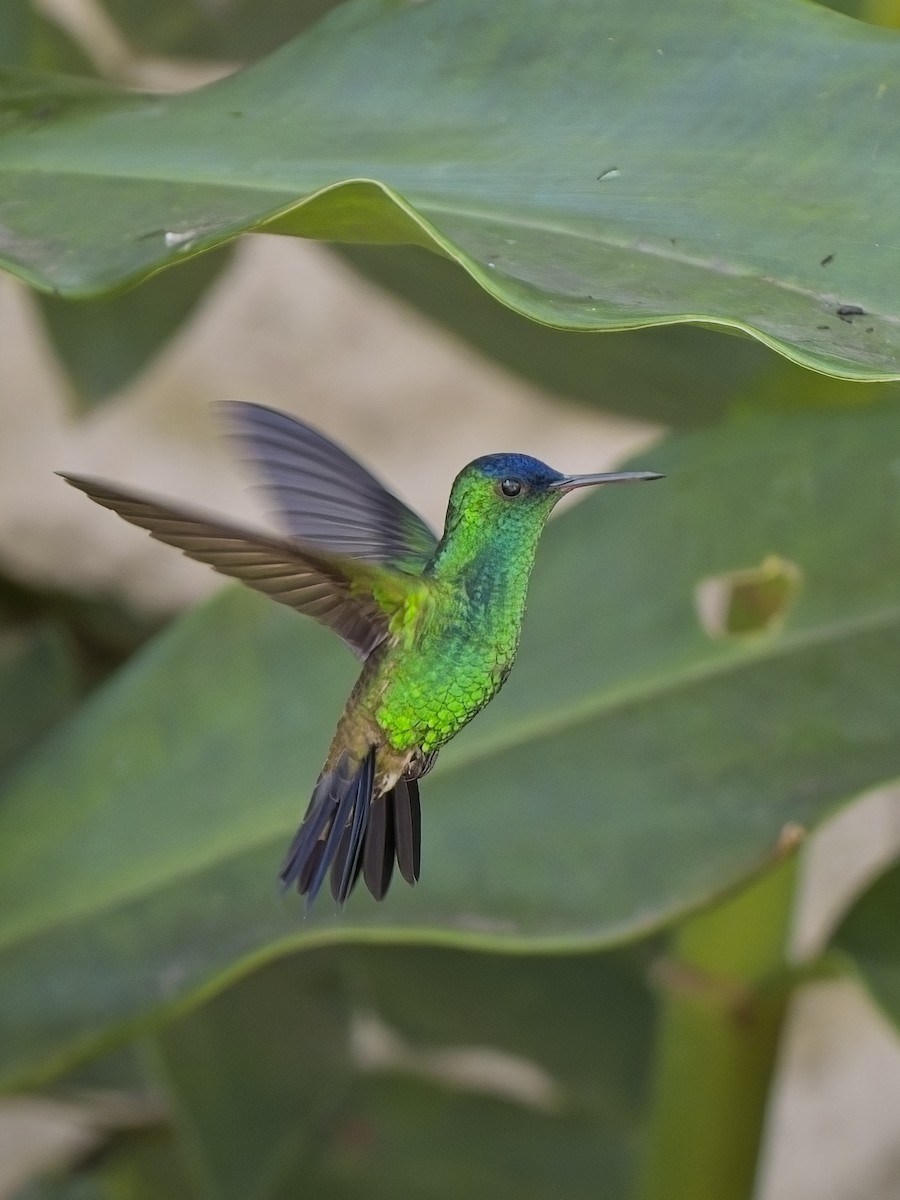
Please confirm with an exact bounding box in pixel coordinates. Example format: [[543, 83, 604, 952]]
[[371, 485, 560, 755]]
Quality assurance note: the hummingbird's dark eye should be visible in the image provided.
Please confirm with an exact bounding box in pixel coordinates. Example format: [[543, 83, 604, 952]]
[[500, 478, 522, 498]]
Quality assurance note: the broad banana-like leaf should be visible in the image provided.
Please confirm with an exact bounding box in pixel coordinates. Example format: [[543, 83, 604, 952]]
[[1, 404, 900, 1086], [1, 0, 900, 377]]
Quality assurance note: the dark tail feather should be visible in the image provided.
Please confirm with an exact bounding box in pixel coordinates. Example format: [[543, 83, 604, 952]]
[[330, 751, 374, 904], [363, 793, 395, 900], [279, 772, 340, 891], [392, 778, 421, 885], [297, 842, 326, 895], [279, 750, 376, 908], [281, 752, 424, 907]]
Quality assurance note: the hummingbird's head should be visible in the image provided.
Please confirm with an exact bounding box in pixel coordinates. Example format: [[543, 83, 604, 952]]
[[458, 452, 661, 505], [441, 452, 663, 540]]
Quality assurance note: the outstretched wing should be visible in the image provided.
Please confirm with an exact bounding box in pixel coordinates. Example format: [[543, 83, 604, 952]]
[[220, 402, 439, 573], [61, 475, 428, 661]]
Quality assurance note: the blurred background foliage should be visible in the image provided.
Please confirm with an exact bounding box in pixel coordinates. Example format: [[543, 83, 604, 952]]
[[2, 2, 900, 1200]]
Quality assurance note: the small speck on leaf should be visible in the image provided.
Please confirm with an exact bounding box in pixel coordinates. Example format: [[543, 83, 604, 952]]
[[820, 253, 834, 266], [817, 324, 830, 330], [866, 326, 874, 333]]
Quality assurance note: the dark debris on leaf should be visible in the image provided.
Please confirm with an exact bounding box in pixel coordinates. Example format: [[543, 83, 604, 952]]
[[837, 305, 865, 322]]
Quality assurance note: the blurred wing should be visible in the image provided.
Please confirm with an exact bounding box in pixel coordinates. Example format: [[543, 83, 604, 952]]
[[61, 475, 425, 660], [220, 401, 439, 573]]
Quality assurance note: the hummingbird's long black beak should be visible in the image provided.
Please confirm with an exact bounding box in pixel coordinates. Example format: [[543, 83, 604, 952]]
[[549, 470, 664, 493]]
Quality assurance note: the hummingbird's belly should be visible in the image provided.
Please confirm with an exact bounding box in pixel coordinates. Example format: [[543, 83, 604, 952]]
[[374, 636, 514, 754]]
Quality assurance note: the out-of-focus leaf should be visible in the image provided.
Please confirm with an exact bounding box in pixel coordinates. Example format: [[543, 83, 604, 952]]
[[37, 245, 233, 409], [145, 944, 653, 1200], [0, 2, 31, 68], [10, 1129, 188, 1200], [304, 1077, 632, 1200], [89, 1130, 194, 1200], [0, 623, 81, 773], [100, 0, 342, 62], [149, 952, 352, 1200], [0, 3, 93, 75], [33, 944, 653, 1200], [345, 944, 656, 1124], [28, 17, 94, 78], [337, 245, 775, 427], [831, 861, 900, 1031], [0, 573, 164, 681], [12, 1044, 183, 1200], [822, 0, 900, 30], [2, 0, 900, 377], [1, 404, 900, 1086]]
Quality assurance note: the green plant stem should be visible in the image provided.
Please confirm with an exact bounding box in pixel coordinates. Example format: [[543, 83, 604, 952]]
[[638, 857, 799, 1200]]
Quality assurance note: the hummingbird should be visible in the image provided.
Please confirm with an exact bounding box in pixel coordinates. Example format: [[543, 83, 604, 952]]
[[61, 403, 662, 908]]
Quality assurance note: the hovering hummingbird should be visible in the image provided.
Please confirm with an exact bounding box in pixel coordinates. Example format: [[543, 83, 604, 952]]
[[62, 403, 662, 908]]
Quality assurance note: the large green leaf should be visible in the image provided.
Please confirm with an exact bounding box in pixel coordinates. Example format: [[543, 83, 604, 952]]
[[343, 944, 656, 1126], [147, 952, 353, 1200], [117, 946, 652, 1200], [830, 861, 900, 1032], [1, 404, 900, 1086], [29, 945, 653, 1200], [0, 0, 225, 407], [2, 0, 900, 377], [303, 1077, 630, 1200]]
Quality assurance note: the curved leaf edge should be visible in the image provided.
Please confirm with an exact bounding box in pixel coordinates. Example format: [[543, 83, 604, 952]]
[[8, 175, 900, 383], [7, 598, 898, 958], [0, 833, 842, 1096]]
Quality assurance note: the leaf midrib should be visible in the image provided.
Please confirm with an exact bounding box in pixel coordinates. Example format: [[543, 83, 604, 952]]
[[1, 600, 898, 956]]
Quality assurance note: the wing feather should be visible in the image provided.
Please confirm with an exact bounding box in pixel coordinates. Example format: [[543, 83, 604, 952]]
[[60, 474, 426, 660], [220, 402, 438, 572]]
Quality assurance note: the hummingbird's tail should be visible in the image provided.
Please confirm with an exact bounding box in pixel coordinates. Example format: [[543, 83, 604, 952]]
[[279, 748, 421, 908]]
